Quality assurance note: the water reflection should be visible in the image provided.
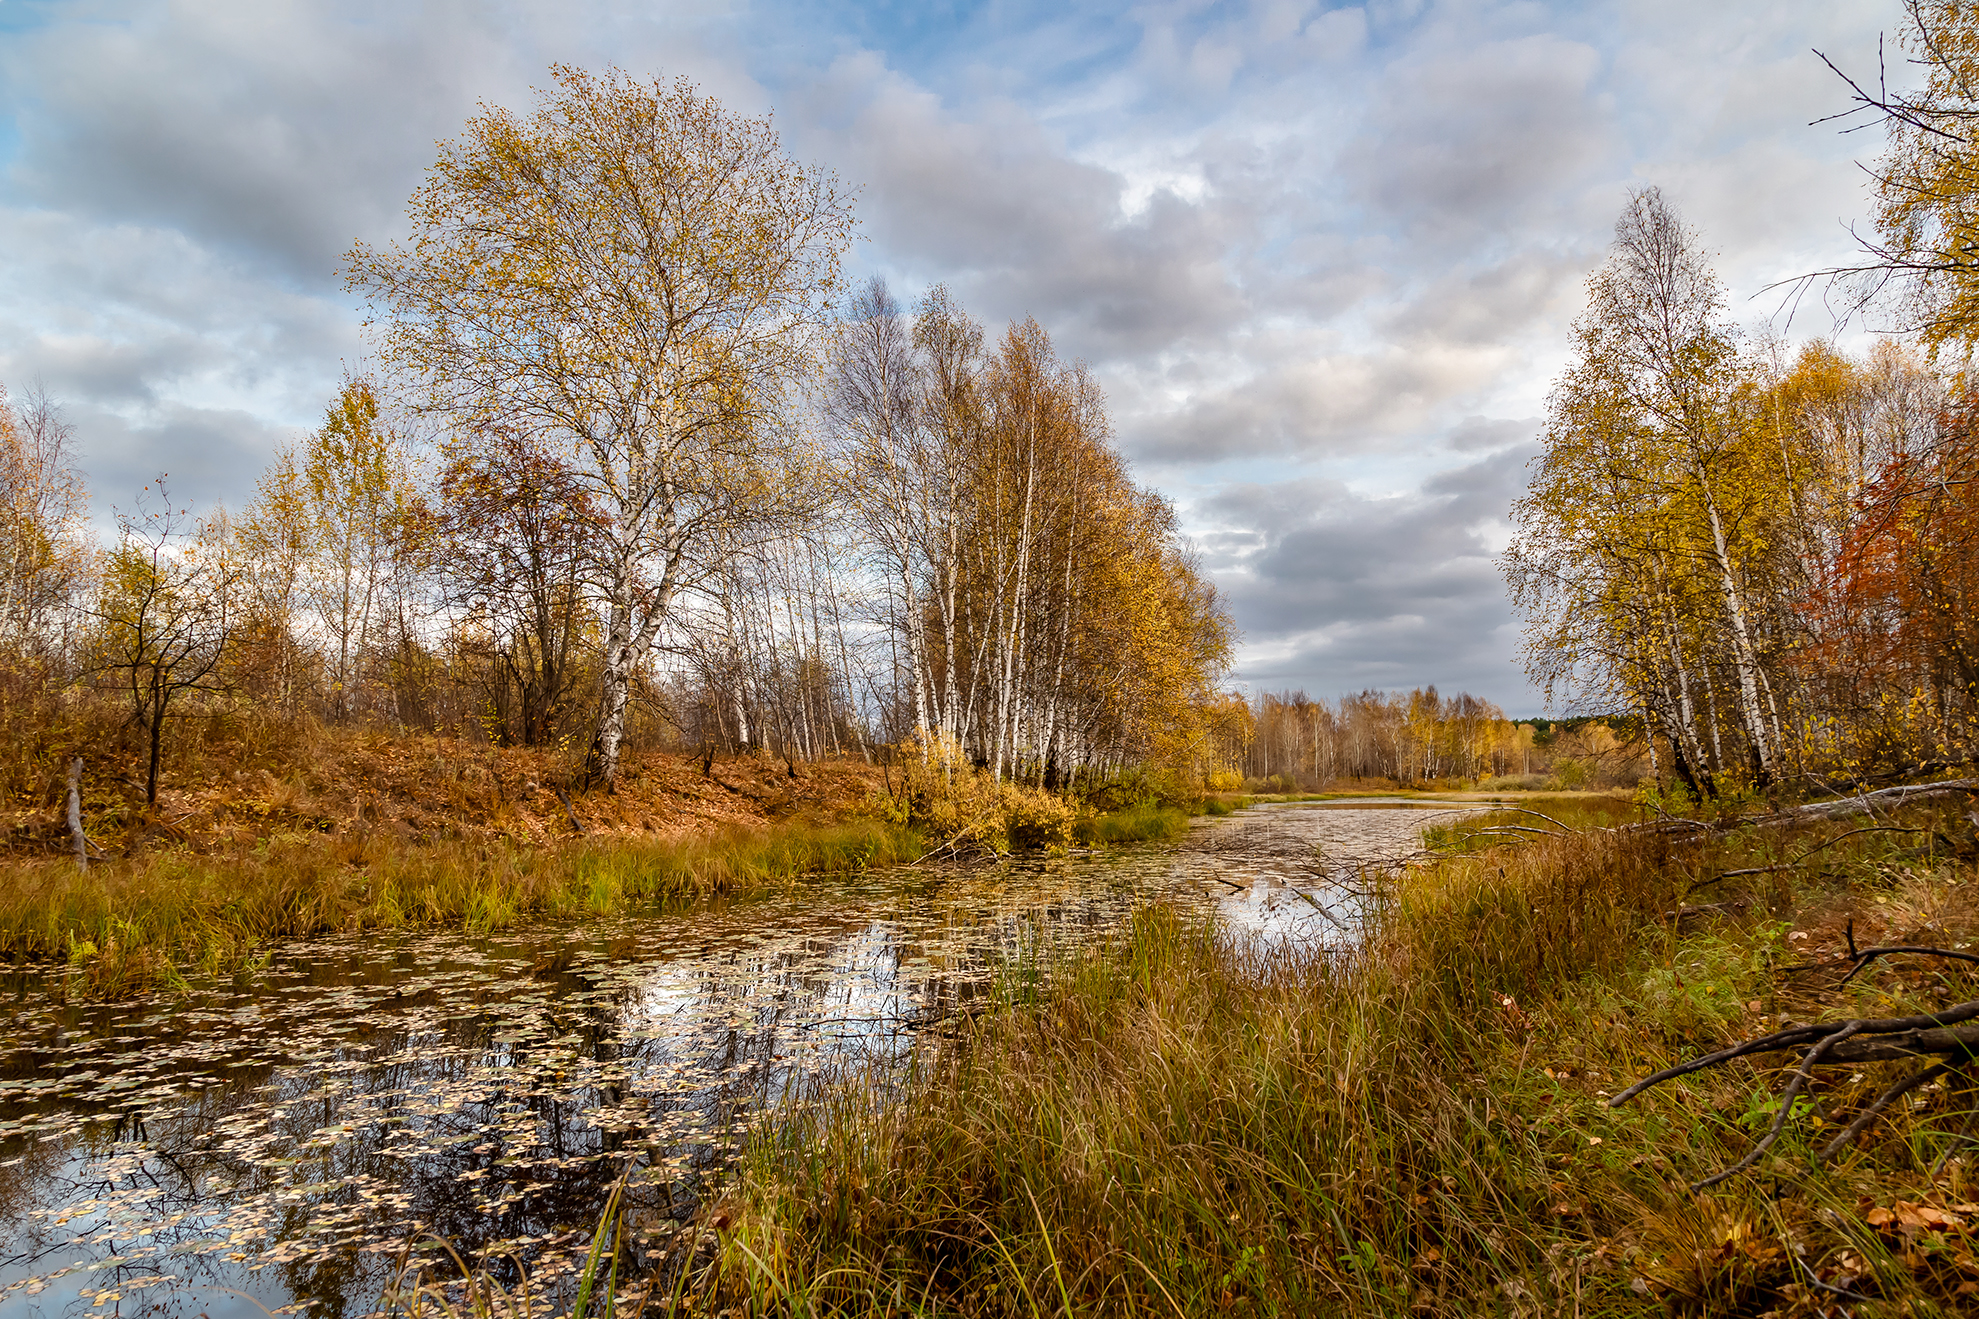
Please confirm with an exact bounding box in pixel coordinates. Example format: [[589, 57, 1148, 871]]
[[0, 804, 1453, 1319]]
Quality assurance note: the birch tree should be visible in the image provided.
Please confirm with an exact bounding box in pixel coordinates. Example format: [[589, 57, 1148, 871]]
[[0, 383, 90, 659], [303, 379, 418, 720], [233, 447, 314, 710], [347, 66, 853, 785], [1508, 189, 1792, 791]]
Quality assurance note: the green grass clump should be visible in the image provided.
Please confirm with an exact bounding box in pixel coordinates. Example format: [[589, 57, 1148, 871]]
[[1074, 800, 1191, 845], [0, 817, 923, 994], [701, 816, 1979, 1316]]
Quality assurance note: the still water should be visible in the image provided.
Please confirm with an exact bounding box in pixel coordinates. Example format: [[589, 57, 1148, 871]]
[[0, 801, 1472, 1319]]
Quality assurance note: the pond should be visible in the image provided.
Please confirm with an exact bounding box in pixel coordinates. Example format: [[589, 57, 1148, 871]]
[[0, 801, 1476, 1319]]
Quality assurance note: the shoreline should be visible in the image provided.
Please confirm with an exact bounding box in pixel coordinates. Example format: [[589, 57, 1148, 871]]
[[691, 794, 1979, 1315]]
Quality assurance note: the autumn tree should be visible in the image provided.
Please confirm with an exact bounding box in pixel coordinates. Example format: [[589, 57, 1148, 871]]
[[827, 283, 1233, 787], [230, 378, 421, 721], [89, 483, 239, 806], [347, 66, 854, 786], [0, 382, 91, 659], [233, 446, 315, 710], [437, 423, 596, 747], [828, 278, 955, 752], [1508, 189, 1795, 792], [305, 379, 421, 719]]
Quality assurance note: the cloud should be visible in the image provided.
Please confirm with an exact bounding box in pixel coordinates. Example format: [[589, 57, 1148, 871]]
[[0, 0, 1909, 714], [1201, 445, 1540, 706], [1445, 415, 1537, 453], [1123, 334, 1510, 463], [796, 54, 1251, 356], [5, 1, 496, 284], [69, 402, 295, 524], [1338, 32, 1610, 245], [0, 0, 762, 513], [1380, 249, 1592, 348]]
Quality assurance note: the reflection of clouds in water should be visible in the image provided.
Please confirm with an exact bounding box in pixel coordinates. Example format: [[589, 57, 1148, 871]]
[[0, 804, 1475, 1319], [1182, 803, 1480, 944]]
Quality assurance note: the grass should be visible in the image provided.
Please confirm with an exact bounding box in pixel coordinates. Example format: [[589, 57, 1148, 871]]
[[1, 792, 1233, 996], [0, 818, 926, 994], [1073, 800, 1194, 845], [676, 802, 1979, 1316]]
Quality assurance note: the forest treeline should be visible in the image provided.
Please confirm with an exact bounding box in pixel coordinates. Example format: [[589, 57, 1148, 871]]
[[0, 64, 1652, 825], [1224, 688, 1639, 792], [4, 358, 1574, 811], [0, 69, 1254, 813], [0, 298, 1234, 808]]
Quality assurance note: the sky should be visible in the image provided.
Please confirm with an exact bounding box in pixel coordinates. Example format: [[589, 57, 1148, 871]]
[[0, 0, 1902, 714]]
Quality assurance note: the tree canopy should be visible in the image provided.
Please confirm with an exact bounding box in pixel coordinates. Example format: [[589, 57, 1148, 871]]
[[346, 66, 855, 784]]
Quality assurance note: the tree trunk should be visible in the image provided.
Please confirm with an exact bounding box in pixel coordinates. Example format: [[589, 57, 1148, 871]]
[[67, 757, 86, 871], [1702, 488, 1776, 782], [146, 663, 165, 806]]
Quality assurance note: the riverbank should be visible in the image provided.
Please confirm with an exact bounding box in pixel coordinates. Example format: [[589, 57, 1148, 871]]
[[703, 797, 1979, 1315], [0, 730, 1205, 994]]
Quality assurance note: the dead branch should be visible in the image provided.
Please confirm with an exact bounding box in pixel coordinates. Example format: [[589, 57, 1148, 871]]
[[1774, 779, 1979, 824], [1670, 899, 1750, 922], [1492, 807, 1582, 832], [1612, 947, 1979, 1188], [552, 785, 588, 835], [1680, 823, 1940, 898], [1821, 1061, 1956, 1161], [1691, 1017, 1867, 1190], [1634, 779, 1979, 840], [1780, 918, 1979, 985], [1684, 865, 1795, 898]]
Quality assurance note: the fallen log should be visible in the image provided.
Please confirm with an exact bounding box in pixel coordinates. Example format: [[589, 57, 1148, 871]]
[[552, 785, 589, 835], [1787, 778, 1979, 823], [1633, 778, 1979, 839]]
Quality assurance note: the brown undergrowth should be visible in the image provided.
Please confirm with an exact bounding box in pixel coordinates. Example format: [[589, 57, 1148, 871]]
[[4, 716, 883, 859], [0, 715, 901, 994], [0, 718, 1210, 997], [694, 798, 1979, 1317]]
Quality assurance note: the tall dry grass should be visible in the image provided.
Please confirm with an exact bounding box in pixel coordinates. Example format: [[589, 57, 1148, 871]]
[[705, 817, 1979, 1316], [1, 788, 1209, 996], [0, 818, 924, 994]]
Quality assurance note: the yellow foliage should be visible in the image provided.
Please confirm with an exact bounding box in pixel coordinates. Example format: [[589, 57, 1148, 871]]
[[870, 734, 1078, 853]]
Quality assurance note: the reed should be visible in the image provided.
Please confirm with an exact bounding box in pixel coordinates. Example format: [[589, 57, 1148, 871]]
[[703, 812, 1979, 1315]]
